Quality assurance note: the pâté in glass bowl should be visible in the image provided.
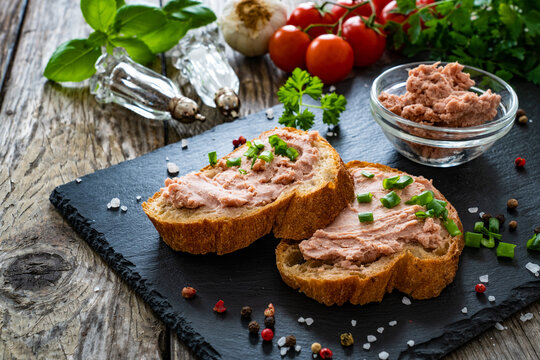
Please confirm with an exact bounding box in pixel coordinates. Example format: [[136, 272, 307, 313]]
[[370, 61, 518, 167]]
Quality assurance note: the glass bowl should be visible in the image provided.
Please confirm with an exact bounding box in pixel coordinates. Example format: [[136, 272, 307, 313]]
[[370, 61, 518, 167]]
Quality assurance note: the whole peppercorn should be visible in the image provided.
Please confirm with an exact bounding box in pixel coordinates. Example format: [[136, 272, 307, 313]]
[[509, 220, 518, 231], [515, 157, 526, 167], [181, 286, 196, 299], [496, 214, 506, 225], [238, 136, 246, 145], [516, 108, 526, 118], [475, 283, 486, 293], [240, 306, 252, 319], [319, 347, 333, 359], [507, 198, 519, 209], [284, 335, 296, 347], [264, 303, 275, 317], [213, 300, 227, 313], [248, 321, 260, 334], [340, 332, 354, 346], [535, 226, 540, 234], [264, 316, 275, 328], [518, 115, 529, 125], [261, 328, 274, 341], [311, 342, 322, 354], [481, 213, 492, 223]]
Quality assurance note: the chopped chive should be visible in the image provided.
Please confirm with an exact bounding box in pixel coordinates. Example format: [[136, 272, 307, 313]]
[[473, 221, 485, 233], [380, 191, 401, 208], [479, 227, 502, 240], [496, 242, 516, 259], [526, 233, 540, 251], [444, 219, 462, 237], [488, 217, 500, 234], [286, 147, 299, 161], [465, 232, 482, 248], [394, 175, 414, 189], [406, 190, 434, 206], [208, 151, 217, 166], [226, 157, 241, 167], [415, 209, 435, 219], [251, 156, 257, 169], [426, 199, 448, 218], [252, 139, 265, 149], [244, 146, 258, 158], [356, 192, 373, 203], [358, 212, 374, 223], [238, 169, 247, 174], [361, 171, 375, 178], [481, 235, 495, 248], [259, 150, 274, 163], [382, 176, 400, 189]]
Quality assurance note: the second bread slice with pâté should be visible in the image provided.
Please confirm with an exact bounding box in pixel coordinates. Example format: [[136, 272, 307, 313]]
[[143, 127, 354, 255]]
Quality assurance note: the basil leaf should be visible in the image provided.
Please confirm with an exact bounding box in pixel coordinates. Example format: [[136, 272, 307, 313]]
[[139, 19, 190, 53], [109, 37, 155, 64], [163, 0, 216, 28], [88, 31, 107, 47], [115, 0, 125, 7], [81, 0, 117, 32], [114, 5, 166, 36], [44, 39, 101, 82]]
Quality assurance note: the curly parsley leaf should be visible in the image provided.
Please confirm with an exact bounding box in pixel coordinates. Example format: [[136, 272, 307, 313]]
[[296, 109, 316, 130], [321, 93, 347, 126]]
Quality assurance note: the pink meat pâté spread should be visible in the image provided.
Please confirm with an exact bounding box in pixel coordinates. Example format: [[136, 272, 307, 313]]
[[379, 62, 501, 127], [299, 167, 449, 269], [161, 129, 319, 210]]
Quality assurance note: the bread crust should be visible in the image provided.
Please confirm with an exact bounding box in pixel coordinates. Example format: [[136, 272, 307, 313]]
[[142, 128, 354, 255], [275, 161, 464, 306]]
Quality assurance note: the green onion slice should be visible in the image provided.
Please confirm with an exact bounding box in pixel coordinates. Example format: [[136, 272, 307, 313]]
[[252, 139, 265, 149], [383, 175, 414, 190], [238, 169, 247, 174], [444, 219, 462, 237], [481, 235, 495, 248], [415, 209, 435, 219], [226, 157, 241, 167], [473, 221, 485, 233], [380, 191, 401, 208], [426, 199, 448, 218], [526, 233, 540, 251], [259, 150, 274, 163], [382, 176, 400, 189], [244, 146, 259, 158], [208, 151, 217, 166], [406, 190, 434, 206], [496, 242, 516, 259], [488, 217, 500, 234], [356, 192, 373, 203], [479, 227, 502, 240], [465, 232, 482, 248], [286, 147, 299, 161], [358, 212, 374, 223], [361, 171, 375, 178]]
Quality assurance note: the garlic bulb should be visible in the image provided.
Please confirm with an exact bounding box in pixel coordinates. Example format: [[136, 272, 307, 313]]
[[219, 0, 287, 57]]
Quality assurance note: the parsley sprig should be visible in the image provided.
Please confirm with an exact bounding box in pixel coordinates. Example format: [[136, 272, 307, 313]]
[[277, 68, 347, 130]]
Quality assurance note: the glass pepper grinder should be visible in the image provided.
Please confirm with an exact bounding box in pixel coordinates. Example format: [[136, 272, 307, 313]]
[[172, 24, 240, 119], [90, 48, 205, 123]]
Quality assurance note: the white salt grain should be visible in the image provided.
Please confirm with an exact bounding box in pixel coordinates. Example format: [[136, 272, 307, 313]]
[[479, 212, 485, 218], [479, 274, 489, 283], [525, 262, 540, 277], [109, 198, 120, 209], [329, 85, 336, 92], [76, 178, 82, 183], [407, 340, 415, 347], [468, 207, 478, 213], [305, 317, 314, 326], [520, 313, 534, 322], [121, 205, 128, 212], [167, 162, 180, 175], [367, 335, 377, 343], [166, 157, 169, 161], [461, 307, 468, 314], [351, 320, 357, 327], [94, 286, 100, 292], [379, 351, 389, 360], [266, 108, 275, 120], [297, 317, 305, 323], [488, 296, 496, 302], [363, 343, 371, 350], [181, 139, 188, 149], [494, 322, 505, 331], [280, 347, 288, 356], [136, 196, 142, 201], [295, 345, 301, 352], [326, 131, 335, 137], [277, 337, 286, 347], [402, 296, 411, 305], [377, 327, 384, 334], [389, 320, 397, 326], [107, 203, 112, 209]]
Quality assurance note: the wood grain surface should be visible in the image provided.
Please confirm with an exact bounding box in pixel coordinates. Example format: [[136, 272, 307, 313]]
[[0, 0, 538, 359]]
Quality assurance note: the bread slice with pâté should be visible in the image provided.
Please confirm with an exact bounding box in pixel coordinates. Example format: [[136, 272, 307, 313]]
[[276, 161, 464, 306], [142, 127, 354, 255]]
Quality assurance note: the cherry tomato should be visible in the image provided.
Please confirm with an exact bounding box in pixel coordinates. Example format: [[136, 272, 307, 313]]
[[306, 34, 354, 84], [342, 16, 386, 67], [331, 0, 373, 23], [380, 0, 434, 26], [269, 25, 311, 72], [287, 2, 336, 38]]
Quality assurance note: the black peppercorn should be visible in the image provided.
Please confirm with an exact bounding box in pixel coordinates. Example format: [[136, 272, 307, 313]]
[[284, 335, 296, 347], [248, 321, 260, 334], [534, 226, 540, 234], [496, 214, 505, 225], [516, 108, 526, 118], [481, 213, 491, 223], [240, 306, 252, 319], [264, 316, 275, 328], [507, 198, 518, 209], [509, 220, 518, 231]]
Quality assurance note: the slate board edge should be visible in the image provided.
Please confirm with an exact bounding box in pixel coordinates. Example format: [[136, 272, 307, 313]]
[[49, 189, 221, 360]]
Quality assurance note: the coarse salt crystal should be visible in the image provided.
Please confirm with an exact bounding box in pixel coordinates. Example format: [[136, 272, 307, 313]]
[[297, 317, 305, 323], [305, 317, 314, 326], [277, 337, 286, 347], [379, 351, 389, 360], [468, 207, 478, 213], [520, 313, 534, 322], [166, 157, 169, 161], [402, 296, 411, 305], [329, 85, 336, 92], [377, 327, 384, 333], [136, 196, 142, 201], [109, 198, 120, 209], [326, 131, 335, 137], [351, 320, 357, 327], [121, 205, 128, 212], [181, 139, 188, 149], [94, 286, 100, 292], [107, 202, 112, 209], [280, 347, 288, 356], [367, 335, 377, 342], [461, 307, 468, 314], [479, 212, 485, 218], [167, 162, 179, 175], [407, 340, 415, 347], [494, 322, 505, 331], [363, 343, 371, 350], [295, 345, 301, 352], [479, 274, 489, 283], [266, 108, 275, 120], [525, 262, 540, 276], [488, 296, 496, 302], [389, 320, 397, 326], [76, 178, 82, 183]]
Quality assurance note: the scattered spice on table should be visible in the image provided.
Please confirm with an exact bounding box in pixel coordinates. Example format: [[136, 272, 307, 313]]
[[248, 320, 260, 334], [311, 342, 321, 354], [515, 157, 526, 167], [507, 198, 519, 209], [479, 274, 489, 283], [489, 296, 496, 302], [319, 347, 333, 359], [363, 343, 371, 350], [240, 306, 252, 318], [481, 212, 491, 223], [379, 351, 390, 360], [367, 335, 377, 343], [181, 286, 197, 299], [475, 283, 486, 293], [264, 316, 275, 328], [340, 332, 354, 346], [496, 214, 506, 225], [284, 335, 296, 347], [407, 340, 415, 347], [388, 320, 397, 326], [509, 220, 518, 231], [461, 307, 468, 314], [264, 303, 275, 317], [261, 328, 274, 341], [402, 296, 411, 305], [213, 300, 227, 313], [377, 327, 384, 334]]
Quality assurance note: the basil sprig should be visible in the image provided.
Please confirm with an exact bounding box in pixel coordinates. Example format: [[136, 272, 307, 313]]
[[44, 0, 216, 82]]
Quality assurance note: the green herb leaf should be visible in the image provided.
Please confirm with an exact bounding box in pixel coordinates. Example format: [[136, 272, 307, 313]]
[[208, 151, 217, 166], [407, 13, 421, 44], [44, 39, 101, 82], [163, 0, 217, 28], [88, 31, 108, 47], [109, 37, 155, 64], [321, 93, 347, 126], [116, 0, 125, 8], [396, 0, 416, 14], [139, 19, 190, 53], [81, 0, 117, 32], [114, 5, 166, 37], [278, 109, 298, 128], [296, 108, 315, 130]]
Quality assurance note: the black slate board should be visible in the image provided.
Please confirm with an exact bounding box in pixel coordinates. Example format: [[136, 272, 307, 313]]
[[51, 62, 540, 360]]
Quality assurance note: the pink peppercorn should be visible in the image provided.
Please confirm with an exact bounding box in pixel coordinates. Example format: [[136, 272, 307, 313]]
[[475, 283, 486, 293], [515, 157, 526, 167], [320, 347, 333, 359], [261, 328, 274, 341]]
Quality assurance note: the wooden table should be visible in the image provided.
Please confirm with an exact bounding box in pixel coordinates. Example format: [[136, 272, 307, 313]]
[[1, 1, 539, 359]]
